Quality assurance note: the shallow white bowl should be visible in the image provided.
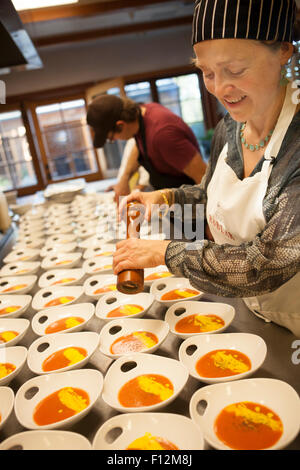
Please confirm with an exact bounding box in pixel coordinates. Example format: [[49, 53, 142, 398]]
[[27, 332, 100, 375], [0, 430, 92, 450], [83, 274, 117, 300], [0, 276, 37, 295], [3, 248, 40, 264], [13, 238, 45, 250], [0, 295, 32, 319], [150, 277, 203, 307], [45, 233, 77, 246], [93, 412, 204, 450], [40, 242, 78, 258], [165, 300, 236, 339], [178, 333, 267, 384], [46, 225, 74, 236], [0, 261, 41, 277], [41, 252, 82, 271], [0, 386, 14, 431], [0, 318, 30, 348], [38, 268, 85, 289], [76, 227, 97, 240], [83, 243, 116, 260], [17, 231, 45, 242], [0, 346, 27, 386], [96, 291, 154, 322], [189, 378, 300, 450], [31, 302, 95, 336], [14, 369, 103, 430], [78, 234, 108, 249], [144, 265, 174, 286], [31, 286, 85, 311], [99, 318, 169, 359], [102, 352, 189, 413], [82, 256, 113, 275]]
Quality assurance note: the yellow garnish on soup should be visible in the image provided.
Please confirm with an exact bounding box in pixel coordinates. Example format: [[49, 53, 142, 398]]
[[0, 331, 18, 343], [225, 402, 283, 432], [63, 347, 86, 366], [57, 387, 88, 413], [137, 376, 173, 401], [65, 317, 82, 329], [132, 331, 157, 349], [211, 350, 250, 374]]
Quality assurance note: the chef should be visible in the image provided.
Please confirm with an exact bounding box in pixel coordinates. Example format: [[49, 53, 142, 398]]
[[113, 0, 300, 336]]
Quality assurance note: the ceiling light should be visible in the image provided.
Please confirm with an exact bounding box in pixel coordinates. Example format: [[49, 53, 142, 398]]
[[12, 0, 79, 11]]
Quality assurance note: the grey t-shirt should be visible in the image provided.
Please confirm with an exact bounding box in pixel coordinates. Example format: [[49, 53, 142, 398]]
[[165, 110, 300, 298]]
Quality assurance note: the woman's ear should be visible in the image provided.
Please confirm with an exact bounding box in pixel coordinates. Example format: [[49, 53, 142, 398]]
[[280, 42, 295, 65]]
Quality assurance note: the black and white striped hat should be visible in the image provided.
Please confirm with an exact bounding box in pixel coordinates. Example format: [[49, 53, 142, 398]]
[[192, 0, 297, 45]]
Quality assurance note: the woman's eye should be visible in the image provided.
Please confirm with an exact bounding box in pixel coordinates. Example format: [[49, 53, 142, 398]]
[[204, 73, 214, 80], [228, 69, 246, 76]]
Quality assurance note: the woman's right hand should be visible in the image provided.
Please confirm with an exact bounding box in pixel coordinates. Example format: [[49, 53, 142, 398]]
[[118, 190, 167, 223]]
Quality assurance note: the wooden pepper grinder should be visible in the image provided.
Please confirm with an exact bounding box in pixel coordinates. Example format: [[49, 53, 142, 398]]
[[117, 201, 144, 294]]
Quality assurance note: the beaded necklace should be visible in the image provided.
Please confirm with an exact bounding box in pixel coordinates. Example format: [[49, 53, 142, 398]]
[[240, 123, 274, 152]]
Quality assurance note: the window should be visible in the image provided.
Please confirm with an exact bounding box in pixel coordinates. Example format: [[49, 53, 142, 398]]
[[0, 110, 37, 191], [36, 99, 99, 181], [124, 82, 152, 103], [156, 74, 205, 145]]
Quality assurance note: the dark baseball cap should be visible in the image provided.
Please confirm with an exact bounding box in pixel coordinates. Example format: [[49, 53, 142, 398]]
[[86, 94, 124, 148]]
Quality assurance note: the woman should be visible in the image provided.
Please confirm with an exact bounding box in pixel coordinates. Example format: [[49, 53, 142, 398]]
[[113, 0, 300, 336]]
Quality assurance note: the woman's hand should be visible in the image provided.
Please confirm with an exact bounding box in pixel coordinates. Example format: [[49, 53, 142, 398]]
[[113, 238, 171, 275], [118, 190, 167, 223]]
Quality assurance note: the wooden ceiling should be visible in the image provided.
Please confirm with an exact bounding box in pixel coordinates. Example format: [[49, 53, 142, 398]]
[[17, 0, 300, 49], [19, 0, 195, 48]]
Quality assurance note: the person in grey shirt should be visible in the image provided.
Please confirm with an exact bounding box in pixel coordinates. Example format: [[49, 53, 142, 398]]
[[113, 0, 300, 336]]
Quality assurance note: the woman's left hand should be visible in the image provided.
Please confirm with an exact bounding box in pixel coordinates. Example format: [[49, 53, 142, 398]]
[[113, 239, 171, 274]]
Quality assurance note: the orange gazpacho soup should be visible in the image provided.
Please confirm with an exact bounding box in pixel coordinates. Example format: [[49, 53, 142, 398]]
[[110, 331, 159, 355], [145, 272, 172, 281], [33, 387, 90, 426], [196, 349, 251, 378], [93, 264, 113, 272], [118, 374, 174, 408], [161, 288, 199, 301], [55, 260, 73, 266], [0, 330, 19, 344], [214, 401, 283, 450], [175, 314, 225, 334], [44, 296, 75, 308], [0, 362, 16, 379], [42, 346, 88, 372], [45, 316, 85, 334], [52, 278, 76, 285], [2, 284, 27, 293], [127, 432, 178, 450], [0, 305, 21, 315], [107, 304, 144, 318], [93, 284, 116, 295]]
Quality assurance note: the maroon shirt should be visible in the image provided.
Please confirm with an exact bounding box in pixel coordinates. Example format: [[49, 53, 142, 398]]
[[135, 103, 200, 177]]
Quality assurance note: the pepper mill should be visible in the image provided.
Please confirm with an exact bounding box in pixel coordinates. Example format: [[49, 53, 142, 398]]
[[117, 201, 144, 294]]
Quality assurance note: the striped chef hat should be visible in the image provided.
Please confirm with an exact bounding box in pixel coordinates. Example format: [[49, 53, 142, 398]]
[[192, 0, 297, 45]]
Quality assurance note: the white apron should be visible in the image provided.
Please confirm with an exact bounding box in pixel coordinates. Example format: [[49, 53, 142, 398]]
[[206, 82, 300, 336]]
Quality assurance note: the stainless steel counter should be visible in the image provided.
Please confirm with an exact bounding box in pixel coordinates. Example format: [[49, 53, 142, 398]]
[[0, 289, 299, 450]]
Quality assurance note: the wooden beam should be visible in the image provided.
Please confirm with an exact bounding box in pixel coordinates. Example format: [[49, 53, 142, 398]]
[[33, 15, 192, 47], [19, 0, 193, 24]]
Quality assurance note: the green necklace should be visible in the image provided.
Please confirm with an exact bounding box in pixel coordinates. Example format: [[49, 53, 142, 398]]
[[240, 123, 274, 152]]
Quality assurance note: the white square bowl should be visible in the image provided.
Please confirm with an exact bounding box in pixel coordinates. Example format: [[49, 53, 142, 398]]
[[178, 332, 267, 383], [150, 277, 203, 307], [92, 413, 204, 450], [14, 369, 103, 430], [31, 302, 95, 337], [0, 430, 92, 450], [95, 291, 154, 322], [165, 300, 235, 339], [0, 276, 37, 295], [102, 352, 189, 413], [189, 378, 300, 450], [99, 318, 169, 358], [0, 318, 30, 348], [31, 286, 85, 311], [27, 331, 100, 375], [0, 295, 32, 319], [0, 386, 14, 431]]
